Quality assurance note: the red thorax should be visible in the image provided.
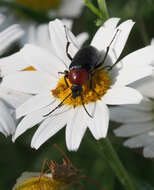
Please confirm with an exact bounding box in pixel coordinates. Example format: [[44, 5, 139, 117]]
[[68, 69, 89, 85]]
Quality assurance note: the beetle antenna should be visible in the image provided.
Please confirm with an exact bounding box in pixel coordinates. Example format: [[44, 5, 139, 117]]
[[53, 144, 73, 166], [95, 29, 120, 71], [64, 25, 79, 49], [43, 93, 72, 117], [80, 94, 93, 118], [64, 25, 73, 61], [102, 29, 120, 65]]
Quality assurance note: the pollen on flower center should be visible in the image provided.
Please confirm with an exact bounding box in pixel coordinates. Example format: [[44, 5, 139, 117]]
[[52, 70, 111, 107], [14, 176, 68, 190], [14, 0, 61, 11], [23, 66, 36, 71]]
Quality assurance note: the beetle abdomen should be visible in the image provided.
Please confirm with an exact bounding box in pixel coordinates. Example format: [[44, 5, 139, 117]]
[[69, 46, 100, 72]]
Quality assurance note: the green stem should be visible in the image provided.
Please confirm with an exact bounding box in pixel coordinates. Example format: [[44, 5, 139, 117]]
[[96, 138, 137, 190], [84, 0, 103, 19], [0, 1, 51, 23], [97, 0, 109, 21]]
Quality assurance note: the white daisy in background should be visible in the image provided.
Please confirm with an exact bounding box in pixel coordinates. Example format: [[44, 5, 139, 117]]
[[1, 18, 154, 151], [110, 39, 154, 158], [0, 13, 31, 137], [1, 0, 84, 46], [12, 0, 84, 18], [0, 14, 24, 54]]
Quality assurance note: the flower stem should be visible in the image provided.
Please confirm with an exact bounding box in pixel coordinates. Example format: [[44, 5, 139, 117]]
[[97, 138, 137, 190], [84, 0, 103, 19], [97, 0, 109, 21]]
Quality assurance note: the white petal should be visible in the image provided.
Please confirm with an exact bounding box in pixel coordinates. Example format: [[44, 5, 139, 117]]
[[113, 20, 135, 59], [0, 126, 7, 137], [88, 101, 109, 139], [13, 106, 51, 141], [0, 100, 16, 136], [144, 142, 154, 158], [2, 71, 57, 94], [120, 45, 154, 67], [49, 19, 79, 65], [114, 65, 153, 86], [76, 32, 89, 47], [91, 18, 120, 52], [21, 44, 65, 77], [124, 134, 154, 148], [13, 102, 69, 141], [27, 24, 50, 48], [131, 75, 154, 98], [16, 91, 54, 118], [103, 87, 142, 105], [0, 52, 29, 76], [62, 19, 73, 30], [151, 38, 154, 45], [31, 108, 71, 149], [114, 45, 154, 86], [66, 106, 88, 151], [0, 86, 31, 108], [110, 107, 153, 123], [104, 18, 120, 28], [13, 172, 41, 189], [55, 0, 84, 17], [0, 24, 24, 55], [123, 98, 153, 111], [114, 121, 154, 137]]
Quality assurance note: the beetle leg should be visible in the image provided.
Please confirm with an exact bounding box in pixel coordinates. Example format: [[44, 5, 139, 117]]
[[95, 29, 120, 70], [64, 75, 69, 88], [80, 94, 93, 118], [58, 70, 69, 88]]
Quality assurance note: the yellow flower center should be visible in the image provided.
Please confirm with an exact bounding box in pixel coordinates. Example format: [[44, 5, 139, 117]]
[[14, 176, 68, 190], [52, 70, 111, 107], [23, 66, 36, 71], [14, 0, 61, 11]]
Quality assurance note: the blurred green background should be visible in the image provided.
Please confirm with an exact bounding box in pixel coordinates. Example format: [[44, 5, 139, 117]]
[[0, 0, 154, 189]]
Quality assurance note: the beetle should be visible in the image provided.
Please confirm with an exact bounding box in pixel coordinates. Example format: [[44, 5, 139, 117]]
[[63, 26, 119, 99], [44, 26, 119, 117], [63, 45, 101, 99]]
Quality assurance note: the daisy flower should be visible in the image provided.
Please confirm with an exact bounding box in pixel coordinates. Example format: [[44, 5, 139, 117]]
[[0, 13, 31, 137], [111, 40, 154, 158], [1, 18, 153, 151], [12, 0, 84, 18]]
